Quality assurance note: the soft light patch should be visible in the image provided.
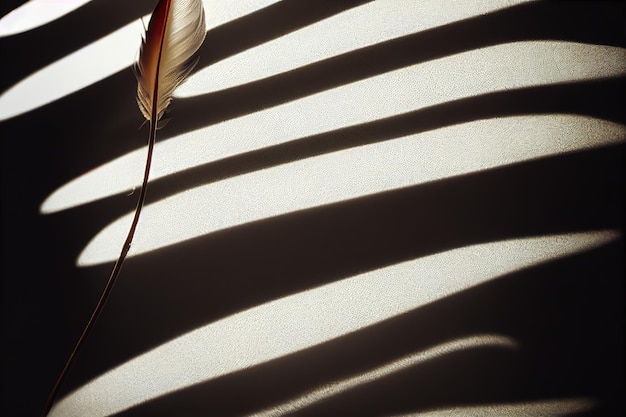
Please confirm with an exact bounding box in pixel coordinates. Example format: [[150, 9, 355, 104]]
[[177, 0, 535, 95], [0, 0, 283, 121], [250, 334, 517, 417], [76, 115, 625, 266], [0, 0, 93, 37], [49, 231, 617, 417], [397, 398, 595, 416], [40, 40, 626, 215]]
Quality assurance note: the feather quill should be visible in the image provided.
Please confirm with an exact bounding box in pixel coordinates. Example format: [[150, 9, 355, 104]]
[[42, 1, 206, 415], [137, 0, 206, 123]]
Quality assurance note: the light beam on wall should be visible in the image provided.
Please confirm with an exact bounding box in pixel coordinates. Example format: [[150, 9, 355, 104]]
[[40, 40, 626, 216], [0, 0, 94, 37], [0, 0, 283, 121], [76, 114, 625, 266], [249, 334, 517, 417], [177, 0, 536, 95], [49, 231, 617, 417], [395, 398, 595, 417]]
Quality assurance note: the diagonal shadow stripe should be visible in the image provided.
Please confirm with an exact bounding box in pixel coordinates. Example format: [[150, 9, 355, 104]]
[[139, 78, 626, 208], [178, 0, 626, 129], [178, 0, 536, 96], [0, 0, 92, 38], [52, 232, 618, 416], [0, 0, 153, 92], [3, 3, 621, 192], [38, 39, 626, 216], [3, 0, 621, 129], [244, 335, 518, 417], [76, 115, 626, 265], [393, 399, 595, 417], [34, 78, 626, 260], [49, 77, 624, 224], [110, 239, 622, 416], [198, 0, 373, 68], [1, 2, 623, 416], [0, 0, 370, 110], [59, 143, 625, 395]]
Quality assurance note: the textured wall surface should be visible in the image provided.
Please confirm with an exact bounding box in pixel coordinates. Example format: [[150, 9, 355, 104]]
[[1, 1, 624, 416]]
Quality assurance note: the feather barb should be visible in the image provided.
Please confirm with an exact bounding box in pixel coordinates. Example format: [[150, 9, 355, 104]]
[[136, 0, 206, 122]]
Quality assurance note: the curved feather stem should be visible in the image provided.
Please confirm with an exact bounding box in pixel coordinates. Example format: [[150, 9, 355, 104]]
[[42, 0, 204, 413], [41, 119, 158, 416]]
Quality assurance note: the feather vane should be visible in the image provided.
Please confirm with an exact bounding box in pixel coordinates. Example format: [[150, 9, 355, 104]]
[[136, 0, 206, 122]]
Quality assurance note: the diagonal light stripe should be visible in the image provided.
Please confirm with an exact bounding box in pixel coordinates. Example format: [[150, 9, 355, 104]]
[[41, 41, 626, 215], [201, 0, 282, 30], [77, 114, 625, 266], [0, 0, 282, 121], [394, 398, 596, 416], [0, 0, 93, 38], [177, 0, 535, 95], [250, 334, 517, 417], [267, 397, 596, 417], [0, 15, 144, 121], [49, 231, 618, 417]]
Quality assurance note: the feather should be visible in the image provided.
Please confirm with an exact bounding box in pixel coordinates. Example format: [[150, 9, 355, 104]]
[[136, 0, 206, 122], [41, 2, 206, 415]]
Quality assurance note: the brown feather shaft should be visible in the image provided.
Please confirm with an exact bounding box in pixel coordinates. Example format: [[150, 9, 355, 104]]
[[41, 1, 205, 414]]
